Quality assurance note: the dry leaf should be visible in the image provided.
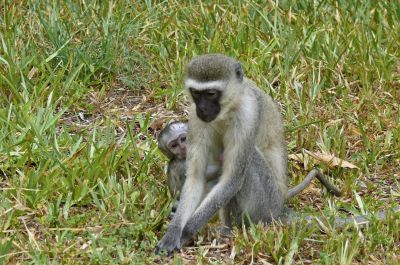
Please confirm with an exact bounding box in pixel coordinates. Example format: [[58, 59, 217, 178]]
[[288, 153, 304, 162], [80, 240, 92, 250], [288, 153, 309, 169], [28, 67, 38, 79], [289, 150, 359, 169], [325, 118, 343, 126], [303, 149, 359, 169], [150, 117, 165, 131], [348, 124, 362, 137]]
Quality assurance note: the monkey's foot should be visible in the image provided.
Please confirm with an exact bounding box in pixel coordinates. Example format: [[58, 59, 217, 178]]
[[155, 230, 181, 256], [214, 225, 233, 237], [168, 212, 175, 220]]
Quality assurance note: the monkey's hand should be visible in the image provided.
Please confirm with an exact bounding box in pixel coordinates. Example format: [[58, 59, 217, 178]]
[[155, 224, 182, 256]]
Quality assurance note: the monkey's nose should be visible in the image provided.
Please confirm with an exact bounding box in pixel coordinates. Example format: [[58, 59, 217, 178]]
[[180, 144, 186, 153], [197, 107, 206, 116]]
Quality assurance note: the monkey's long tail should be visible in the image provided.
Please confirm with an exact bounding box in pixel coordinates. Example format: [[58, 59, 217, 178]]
[[282, 206, 400, 228], [288, 169, 341, 198], [329, 206, 400, 226]]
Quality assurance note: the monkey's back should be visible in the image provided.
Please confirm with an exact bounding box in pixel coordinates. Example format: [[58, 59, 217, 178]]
[[247, 80, 288, 196], [167, 158, 187, 196]]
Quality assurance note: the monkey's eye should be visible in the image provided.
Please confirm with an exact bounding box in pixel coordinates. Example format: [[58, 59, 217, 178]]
[[181, 136, 186, 142], [206, 90, 217, 95], [170, 142, 178, 148], [190, 88, 200, 97]]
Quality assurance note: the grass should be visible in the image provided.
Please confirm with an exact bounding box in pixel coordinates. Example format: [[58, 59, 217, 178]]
[[0, 0, 399, 264]]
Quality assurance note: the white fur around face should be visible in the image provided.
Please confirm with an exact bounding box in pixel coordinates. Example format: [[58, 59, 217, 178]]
[[185, 78, 225, 91], [238, 91, 257, 128]]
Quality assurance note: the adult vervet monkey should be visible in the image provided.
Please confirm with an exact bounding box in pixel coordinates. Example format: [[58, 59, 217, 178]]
[[156, 54, 289, 254]]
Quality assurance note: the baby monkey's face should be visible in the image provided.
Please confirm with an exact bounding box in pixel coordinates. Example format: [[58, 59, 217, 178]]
[[168, 133, 187, 159]]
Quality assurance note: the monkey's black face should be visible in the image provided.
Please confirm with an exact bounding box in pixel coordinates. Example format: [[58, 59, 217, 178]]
[[190, 88, 221, 122]]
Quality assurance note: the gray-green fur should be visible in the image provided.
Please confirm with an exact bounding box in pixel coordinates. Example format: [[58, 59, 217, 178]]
[[185, 54, 242, 82]]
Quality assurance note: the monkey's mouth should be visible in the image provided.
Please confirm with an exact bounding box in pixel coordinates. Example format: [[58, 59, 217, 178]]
[[197, 112, 218, 122], [196, 107, 220, 122]]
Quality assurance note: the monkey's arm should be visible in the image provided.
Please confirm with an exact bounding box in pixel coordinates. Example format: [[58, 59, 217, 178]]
[[180, 137, 251, 243], [288, 169, 341, 198], [155, 123, 211, 255]]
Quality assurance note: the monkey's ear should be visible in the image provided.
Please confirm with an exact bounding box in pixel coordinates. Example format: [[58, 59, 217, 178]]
[[235, 63, 244, 82]]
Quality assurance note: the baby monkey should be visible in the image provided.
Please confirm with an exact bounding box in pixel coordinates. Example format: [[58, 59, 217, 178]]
[[158, 121, 340, 211], [157, 121, 188, 197], [158, 121, 221, 212]]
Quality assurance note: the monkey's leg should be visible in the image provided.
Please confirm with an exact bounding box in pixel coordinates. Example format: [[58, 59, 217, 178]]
[[180, 148, 278, 243], [170, 198, 180, 217], [217, 198, 238, 234], [219, 206, 232, 229], [235, 149, 286, 224], [179, 181, 240, 245]]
